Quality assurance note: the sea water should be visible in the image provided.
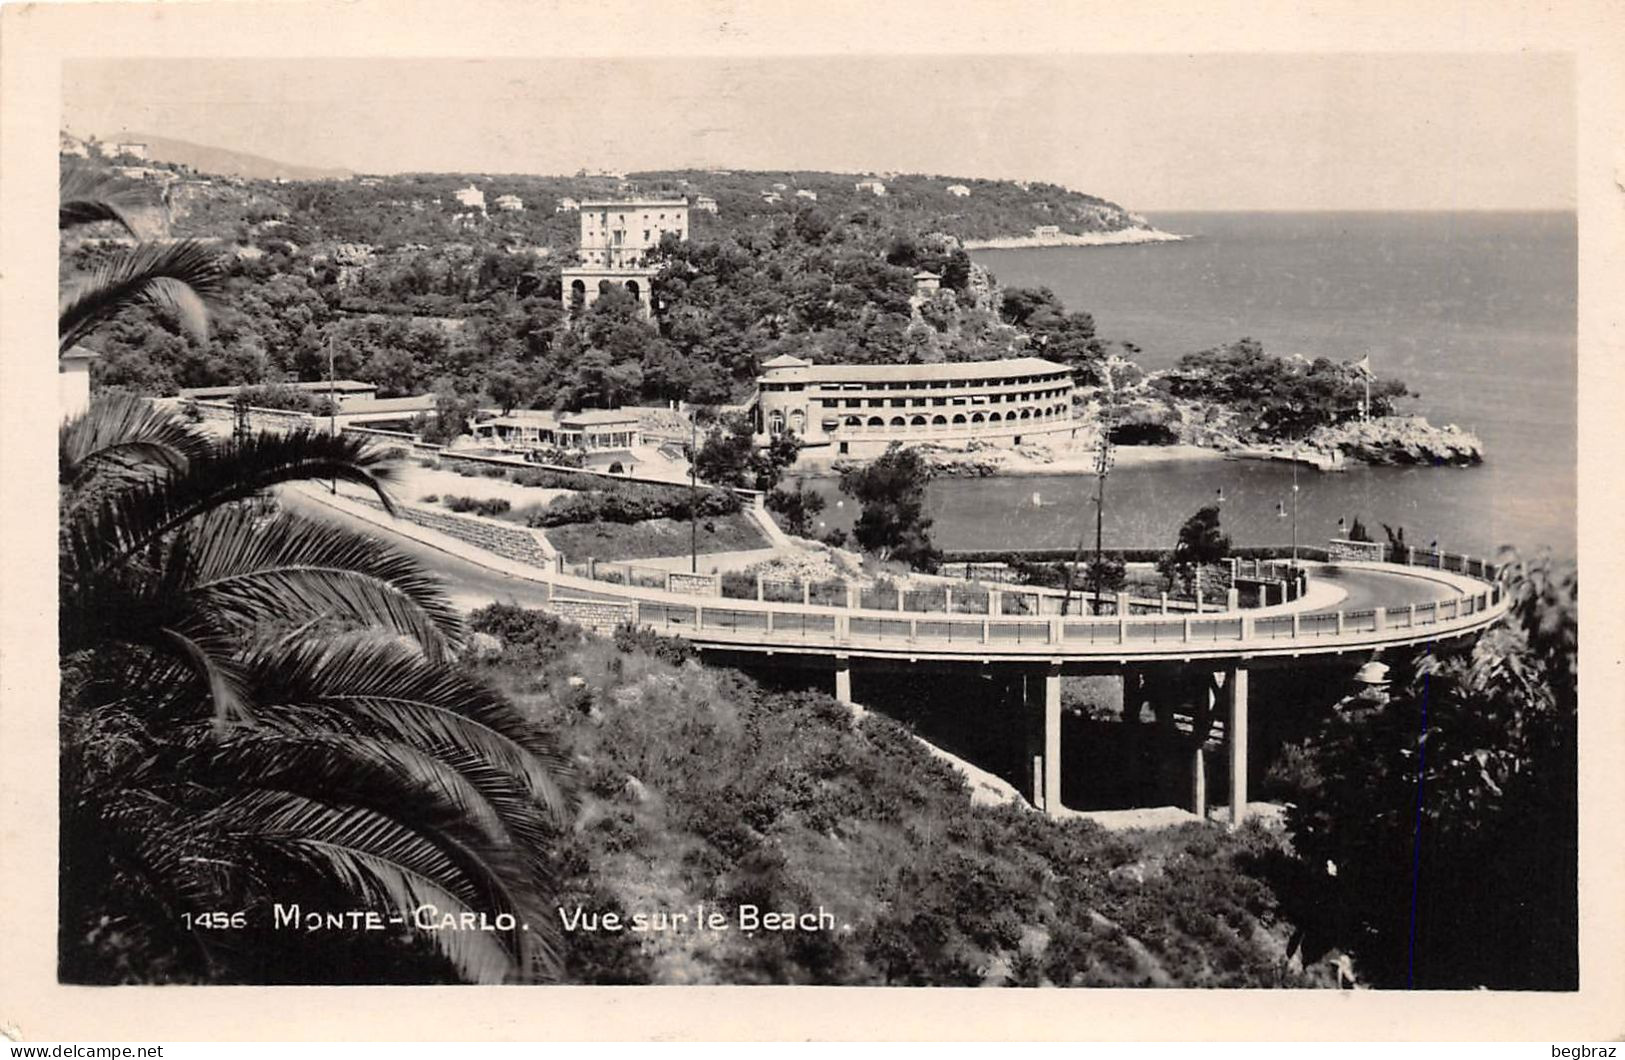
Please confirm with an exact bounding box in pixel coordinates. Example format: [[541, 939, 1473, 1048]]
[[798, 212, 1576, 559]]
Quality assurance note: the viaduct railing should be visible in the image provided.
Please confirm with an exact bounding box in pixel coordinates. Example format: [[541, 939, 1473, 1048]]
[[549, 559, 1508, 661]]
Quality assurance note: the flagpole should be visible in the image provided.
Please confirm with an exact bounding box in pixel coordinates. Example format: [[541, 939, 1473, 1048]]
[[1363, 351, 1371, 424], [1358, 354, 1371, 425]]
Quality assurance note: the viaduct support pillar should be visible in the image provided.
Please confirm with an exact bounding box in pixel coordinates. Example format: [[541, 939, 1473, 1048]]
[[1191, 674, 1216, 820], [833, 655, 852, 704], [1043, 661, 1063, 815], [1227, 664, 1250, 827]]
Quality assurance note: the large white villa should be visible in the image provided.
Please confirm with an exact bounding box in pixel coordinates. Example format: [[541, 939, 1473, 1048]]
[[752, 355, 1078, 456]]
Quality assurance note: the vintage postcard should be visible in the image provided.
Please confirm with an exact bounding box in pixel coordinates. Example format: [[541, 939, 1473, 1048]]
[[1, 0, 1621, 1043]]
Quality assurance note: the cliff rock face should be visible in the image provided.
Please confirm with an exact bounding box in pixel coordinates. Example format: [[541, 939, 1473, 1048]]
[[1309, 416, 1484, 466]]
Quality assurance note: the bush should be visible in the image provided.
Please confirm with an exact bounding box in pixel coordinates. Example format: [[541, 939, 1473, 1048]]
[[466, 604, 580, 666], [525, 445, 587, 469], [235, 383, 337, 417], [420, 493, 439, 504], [608, 461, 625, 474], [526, 480, 740, 527], [612, 623, 697, 666], [443, 495, 512, 518]]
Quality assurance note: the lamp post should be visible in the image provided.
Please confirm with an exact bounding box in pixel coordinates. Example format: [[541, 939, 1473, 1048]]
[[1276, 450, 1300, 571]]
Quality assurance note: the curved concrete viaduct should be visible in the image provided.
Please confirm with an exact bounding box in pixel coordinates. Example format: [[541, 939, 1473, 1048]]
[[287, 483, 1508, 824]]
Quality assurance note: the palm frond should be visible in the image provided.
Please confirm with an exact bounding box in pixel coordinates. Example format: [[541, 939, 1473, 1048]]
[[59, 240, 226, 354], [201, 786, 549, 983], [62, 429, 398, 585], [60, 390, 214, 489], [160, 627, 252, 724], [242, 632, 575, 830], [175, 509, 461, 660], [60, 165, 145, 237]]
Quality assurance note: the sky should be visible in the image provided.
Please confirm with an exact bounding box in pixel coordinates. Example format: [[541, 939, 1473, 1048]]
[[62, 53, 1575, 212]]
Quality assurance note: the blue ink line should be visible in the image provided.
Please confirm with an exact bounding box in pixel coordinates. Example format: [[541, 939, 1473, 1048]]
[[1407, 666, 1432, 989]]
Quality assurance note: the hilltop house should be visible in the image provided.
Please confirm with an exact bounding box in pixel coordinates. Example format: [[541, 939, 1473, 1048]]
[[854, 179, 887, 197], [556, 197, 581, 213], [562, 199, 690, 318], [494, 194, 525, 212], [693, 195, 718, 214], [453, 184, 486, 211], [946, 184, 971, 197]]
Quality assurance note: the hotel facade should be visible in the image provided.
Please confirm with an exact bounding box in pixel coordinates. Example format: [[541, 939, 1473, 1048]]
[[561, 199, 690, 318], [753, 355, 1078, 457]]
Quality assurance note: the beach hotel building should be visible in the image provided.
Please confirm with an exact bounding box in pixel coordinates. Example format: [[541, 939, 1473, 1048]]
[[753, 354, 1078, 456]]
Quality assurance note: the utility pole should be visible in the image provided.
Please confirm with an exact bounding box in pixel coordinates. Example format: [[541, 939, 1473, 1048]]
[[328, 333, 338, 494], [1091, 430, 1115, 616], [688, 414, 698, 574]]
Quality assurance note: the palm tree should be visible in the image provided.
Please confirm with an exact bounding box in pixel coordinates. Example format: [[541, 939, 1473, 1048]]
[[59, 395, 575, 984], [58, 163, 226, 356]]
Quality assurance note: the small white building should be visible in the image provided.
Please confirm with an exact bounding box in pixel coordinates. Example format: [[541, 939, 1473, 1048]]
[[854, 179, 887, 197], [912, 270, 942, 295], [795, 189, 818, 201], [1032, 224, 1061, 238], [946, 184, 971, 197], [111, 141, 149, 160], [494, 194, 525, 212], [556, 197, 581, 213], [693, 195, 718, 214], [453, 184, 486, 211], [59, 346, 98, 420]]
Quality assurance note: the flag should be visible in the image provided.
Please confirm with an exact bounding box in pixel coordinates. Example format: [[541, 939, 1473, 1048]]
[[1354, 354, 1371, 375]]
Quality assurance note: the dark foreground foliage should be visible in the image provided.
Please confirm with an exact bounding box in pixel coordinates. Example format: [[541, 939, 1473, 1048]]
[[1273, 552, 1577, 989], [466, 606, 1320, 987]]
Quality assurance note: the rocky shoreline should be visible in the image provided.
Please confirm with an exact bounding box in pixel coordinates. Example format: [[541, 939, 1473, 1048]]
[[962, 227, 1185, 251], [1306, 416, 1484, 467]]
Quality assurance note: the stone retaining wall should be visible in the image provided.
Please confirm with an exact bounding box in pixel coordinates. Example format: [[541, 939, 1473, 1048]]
[[350, 496, 553, 567], [550, 597, 635, 635], [188, 400, 324, 432], [1327, 538, 1388, 563]]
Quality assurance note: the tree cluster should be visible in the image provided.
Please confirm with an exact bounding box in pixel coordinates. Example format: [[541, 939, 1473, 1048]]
[[1159, 338, 1411, 441], [1276, 553, 1576, 989]]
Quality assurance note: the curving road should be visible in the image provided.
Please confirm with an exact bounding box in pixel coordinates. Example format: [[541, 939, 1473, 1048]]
[[284, 484, 1507, 668]]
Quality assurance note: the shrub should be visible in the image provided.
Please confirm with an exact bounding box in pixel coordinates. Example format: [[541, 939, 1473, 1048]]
[[466, 604, 581, 666], [420, 493, 439, 504], [523, 445, 587, 469], [443, 495, 512, 517], [235, 383, 336, 417], [525, 480, 740, 527], [612, 623, 697, 666], [608, 461, 625, 474]]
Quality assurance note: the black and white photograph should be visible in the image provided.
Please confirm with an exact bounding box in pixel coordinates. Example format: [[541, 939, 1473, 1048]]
[[2, 0, 1620, 1044]]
